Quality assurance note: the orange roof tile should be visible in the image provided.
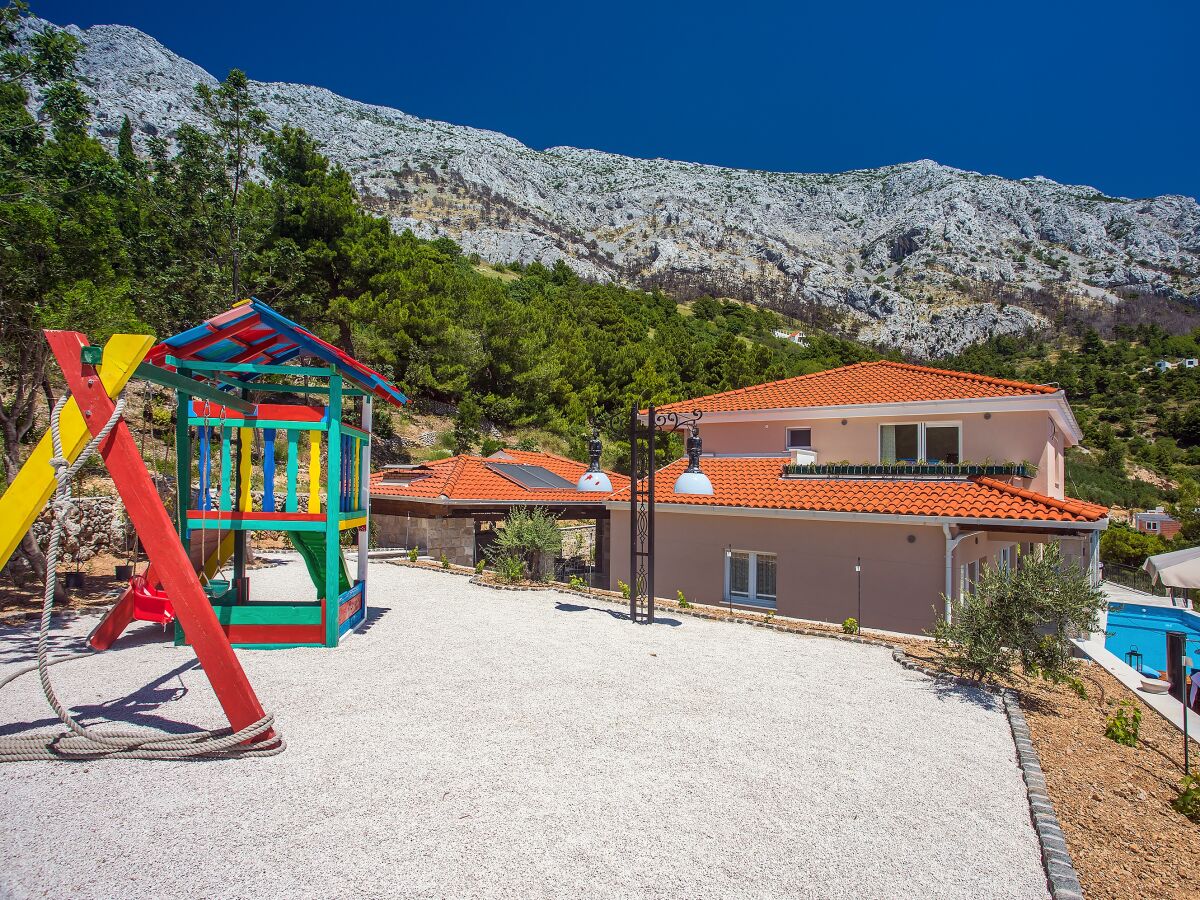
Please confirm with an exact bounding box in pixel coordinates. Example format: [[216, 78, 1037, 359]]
[[370, 450, 628, 504], [611, 457, 1107, 523], [655, 360, 1059, 414]]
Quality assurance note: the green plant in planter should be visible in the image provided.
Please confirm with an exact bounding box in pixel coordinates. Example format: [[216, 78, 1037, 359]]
[[1173, 773, 1200, 822], [1104, 700, 1141, 747], [408, 547, 418, 562], [440, 552, 450, 569], [618, 580, 630, 600], [474, 559, 485, 575], [842, 616, 859, 634], [676, 590, 690, 608], [568, 574, 586, 591]]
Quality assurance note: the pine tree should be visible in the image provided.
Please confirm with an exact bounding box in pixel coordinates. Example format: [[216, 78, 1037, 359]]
[[194, 69, 270, 301]]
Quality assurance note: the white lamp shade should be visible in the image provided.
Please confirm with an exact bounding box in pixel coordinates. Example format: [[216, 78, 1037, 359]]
[[673, 470, 713, 496], [577, 470, 613, 492]]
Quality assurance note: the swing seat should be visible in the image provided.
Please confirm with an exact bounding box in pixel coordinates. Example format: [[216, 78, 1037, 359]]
[[204, 578, 232, 601], [129, 574, 175, 625]]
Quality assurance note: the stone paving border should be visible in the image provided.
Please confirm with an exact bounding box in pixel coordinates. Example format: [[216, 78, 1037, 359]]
[[1002, 691, 1086, 900]]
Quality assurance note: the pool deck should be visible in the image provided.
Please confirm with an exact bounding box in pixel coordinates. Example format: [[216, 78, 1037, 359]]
[[1101, 581, 1190, 610]]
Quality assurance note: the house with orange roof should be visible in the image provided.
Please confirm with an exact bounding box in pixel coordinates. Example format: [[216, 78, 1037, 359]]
[[370, 447, 627, 579], [607, 360, 1108, 635]]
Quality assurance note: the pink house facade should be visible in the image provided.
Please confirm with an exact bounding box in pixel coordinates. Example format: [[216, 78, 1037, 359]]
[[607, 361, 1108, 636]]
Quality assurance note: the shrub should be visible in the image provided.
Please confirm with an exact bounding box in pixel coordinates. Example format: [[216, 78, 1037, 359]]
[[1173, 773, 1200, 822], [487, 507, 562, 579], [568, 574, 586, 591], [408, 547, 418, 562], [618, 580, 630, 600], [932, 542, 1106, 684], [474, 559, 485, 575], [842, 617, 859, 634], [496, 554, 525, 583], [1104, 700, 1142, 747], [440, 553, 450, 569], [676, 590, 690, 608]]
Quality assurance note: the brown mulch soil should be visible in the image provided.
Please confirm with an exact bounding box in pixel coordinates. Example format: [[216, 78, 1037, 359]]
[[901, 644, 1200, 900], [0, 551, 129, 619]]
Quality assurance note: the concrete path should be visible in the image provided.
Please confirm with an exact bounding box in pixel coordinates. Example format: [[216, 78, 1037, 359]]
[[1, 560, 1048, 899]]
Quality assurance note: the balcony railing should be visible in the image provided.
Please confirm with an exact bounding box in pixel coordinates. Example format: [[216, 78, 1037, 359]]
[[781, 462, 1037, 479]]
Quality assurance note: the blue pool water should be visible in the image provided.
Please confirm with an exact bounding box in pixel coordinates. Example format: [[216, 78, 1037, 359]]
[[1105, 602, 1200, 674]]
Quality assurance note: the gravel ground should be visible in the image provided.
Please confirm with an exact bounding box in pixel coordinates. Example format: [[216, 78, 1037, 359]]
[[1, 560, 1048, 899]]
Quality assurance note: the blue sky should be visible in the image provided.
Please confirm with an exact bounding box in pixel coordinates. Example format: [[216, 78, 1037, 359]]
[[38, 0, 1198, 200]]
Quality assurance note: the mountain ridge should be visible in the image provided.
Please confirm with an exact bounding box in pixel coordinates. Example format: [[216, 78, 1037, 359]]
[[33, 17, 1200, 356]]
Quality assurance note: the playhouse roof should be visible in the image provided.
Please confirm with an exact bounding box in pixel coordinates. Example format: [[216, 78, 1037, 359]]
[[145, 299, 407, 407]]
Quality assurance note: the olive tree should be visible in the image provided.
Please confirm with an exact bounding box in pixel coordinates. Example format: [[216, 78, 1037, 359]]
[[932, 542, 1105, 684], [487, 507, 562, 581]]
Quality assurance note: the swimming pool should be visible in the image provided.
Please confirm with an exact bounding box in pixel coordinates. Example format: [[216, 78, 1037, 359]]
[[1105, 602, 1200, 675]]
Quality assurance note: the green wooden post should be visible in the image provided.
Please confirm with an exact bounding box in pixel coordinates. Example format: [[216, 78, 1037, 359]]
[[219, 427, 233, 512], [324, 371, 343, 647], [174, 372, 191, 551], [286, 430, 299, 512]]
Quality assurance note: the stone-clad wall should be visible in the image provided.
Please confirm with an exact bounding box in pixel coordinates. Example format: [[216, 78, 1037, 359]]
[[375, 513, 475, 566]]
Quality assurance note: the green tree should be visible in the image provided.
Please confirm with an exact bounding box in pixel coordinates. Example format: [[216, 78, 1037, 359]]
[[452, 394, 482, 454], [194, 68, 270, 300], [933, 543, 1106, 684]]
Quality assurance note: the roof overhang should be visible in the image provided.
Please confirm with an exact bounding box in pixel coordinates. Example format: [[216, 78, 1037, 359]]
[[650, 392, 1084, 446], [602, 500, 1107, 531]]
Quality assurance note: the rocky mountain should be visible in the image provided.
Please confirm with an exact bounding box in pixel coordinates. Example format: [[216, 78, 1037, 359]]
[[33, 17, 1200, 356]]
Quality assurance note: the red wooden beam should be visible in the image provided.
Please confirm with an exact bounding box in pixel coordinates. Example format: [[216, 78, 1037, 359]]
[[45, 330, 272, 738]]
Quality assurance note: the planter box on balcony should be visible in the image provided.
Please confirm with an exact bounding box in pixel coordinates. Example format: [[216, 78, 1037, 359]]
[[781, 462, 1036, 479]]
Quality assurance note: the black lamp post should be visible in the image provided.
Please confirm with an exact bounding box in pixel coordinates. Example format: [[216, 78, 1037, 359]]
[[855, 557, 862, 628]]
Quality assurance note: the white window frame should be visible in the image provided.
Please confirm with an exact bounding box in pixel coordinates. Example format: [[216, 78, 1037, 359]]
[[878, 420, 962, 464], [724, 549, 777, 608], [1146, 520, 1159, 532], [785, 427, 812, 450], [998, 546, 1012, 572]]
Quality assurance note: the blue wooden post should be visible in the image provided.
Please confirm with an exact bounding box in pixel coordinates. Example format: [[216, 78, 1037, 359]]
[[262, 428, 277, 512], [324, 373, 343, 647]]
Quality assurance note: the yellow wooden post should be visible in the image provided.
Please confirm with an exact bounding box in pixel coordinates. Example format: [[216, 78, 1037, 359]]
[[308, 430, 321, 513], [238, 426, 253, 512], [0, 333, 153, 570]]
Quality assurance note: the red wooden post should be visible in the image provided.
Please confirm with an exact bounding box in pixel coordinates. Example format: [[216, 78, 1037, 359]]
[[45, 331, 271, 737]]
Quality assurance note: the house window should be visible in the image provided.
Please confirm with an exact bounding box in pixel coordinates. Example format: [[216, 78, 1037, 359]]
[[960, 559, 979, 596], [726, 550, 777, 607], [785, 427, 812, 450], [998, 546, 1012, 571], [880, 422, 960, 463], [1146, 520, 1158, 532]]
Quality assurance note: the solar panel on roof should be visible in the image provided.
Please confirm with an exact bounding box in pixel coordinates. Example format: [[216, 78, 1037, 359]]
[[486, 462, 577, 491]]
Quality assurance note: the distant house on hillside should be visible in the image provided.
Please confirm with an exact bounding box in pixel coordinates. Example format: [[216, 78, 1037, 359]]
[[1185, 358, 1199, 369], [1155, 360, 1175, 373], [1134, 507, 1181, 539], [772, 329, 809, 346]]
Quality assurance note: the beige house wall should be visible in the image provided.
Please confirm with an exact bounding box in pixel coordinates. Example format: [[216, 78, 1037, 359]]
[[609, 508, 947, 634], [609, 508, 1094, 636], [699, 410, 1063, 497]]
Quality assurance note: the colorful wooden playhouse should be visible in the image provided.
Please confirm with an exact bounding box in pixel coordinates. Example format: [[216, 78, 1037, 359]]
[[89, 299, 407, 650]]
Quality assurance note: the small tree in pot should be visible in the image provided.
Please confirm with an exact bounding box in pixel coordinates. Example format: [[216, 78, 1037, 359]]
[[932, 542, 1105, 685]]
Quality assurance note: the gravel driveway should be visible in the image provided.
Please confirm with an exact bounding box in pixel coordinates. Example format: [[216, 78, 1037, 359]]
[[0, 559, 1048, 899]]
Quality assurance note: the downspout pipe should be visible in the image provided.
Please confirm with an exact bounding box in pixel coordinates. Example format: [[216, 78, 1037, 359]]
[[942, 526, 985, 624]]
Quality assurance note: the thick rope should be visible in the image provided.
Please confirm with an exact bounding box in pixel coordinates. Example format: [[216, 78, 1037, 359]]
[[0, 392, 284, 761]]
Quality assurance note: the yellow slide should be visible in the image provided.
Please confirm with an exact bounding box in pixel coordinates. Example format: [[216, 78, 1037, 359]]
[[0, 334, 153, 571]]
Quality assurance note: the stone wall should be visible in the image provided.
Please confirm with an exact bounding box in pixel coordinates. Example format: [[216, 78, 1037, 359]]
[[375, 513, 476, 567], [2, 495, 130, 581]]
